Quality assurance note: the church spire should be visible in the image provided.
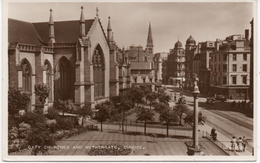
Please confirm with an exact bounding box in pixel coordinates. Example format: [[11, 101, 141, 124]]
[[146, 22, 153, 55], [79, 6, 85, 37], [48, 9, 55, 46]]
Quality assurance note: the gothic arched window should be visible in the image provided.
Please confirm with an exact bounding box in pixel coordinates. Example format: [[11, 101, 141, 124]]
[[59, 57, 70, 90], [21, 59, 32, 92], [45, 60, 52, 100], [93, 46, 104, 97]]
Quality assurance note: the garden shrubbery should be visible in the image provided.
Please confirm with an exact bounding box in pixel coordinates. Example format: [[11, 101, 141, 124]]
[[8, 95, 97, 154]]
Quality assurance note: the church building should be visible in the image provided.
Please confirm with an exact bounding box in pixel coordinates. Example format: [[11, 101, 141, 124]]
[[8, 7, 130, 112]]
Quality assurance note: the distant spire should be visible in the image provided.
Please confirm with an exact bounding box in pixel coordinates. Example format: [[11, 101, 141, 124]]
[[80, 6, 84, 23], [49, 9, 54, 25], [146, 22, 153, 55], [147, 22, 153, 46]]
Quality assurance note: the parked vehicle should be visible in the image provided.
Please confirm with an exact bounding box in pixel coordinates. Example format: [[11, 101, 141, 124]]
[[206, 97, 215, 105], [215, 95, 227, 102]]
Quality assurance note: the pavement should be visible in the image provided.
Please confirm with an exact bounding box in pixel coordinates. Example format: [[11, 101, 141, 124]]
[[166, 88, 253, 156], [11, 129, 226, 156]]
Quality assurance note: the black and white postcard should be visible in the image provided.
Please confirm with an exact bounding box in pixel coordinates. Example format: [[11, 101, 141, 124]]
[[2, 0, 257, 161]]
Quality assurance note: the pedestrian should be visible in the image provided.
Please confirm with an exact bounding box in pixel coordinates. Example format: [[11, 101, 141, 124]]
[[230, 95, 233, 100], [237, 137, 243, 152], [231, 136, 237, 151], [119, 124, 121, 131], [211, 127, 216, 141], [242, 136, 248, 152], [174, 95, 177, 101]]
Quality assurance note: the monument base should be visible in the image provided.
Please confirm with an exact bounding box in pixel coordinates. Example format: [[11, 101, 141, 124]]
[[187, 146, 202, 156], [185, 141, 204, 156]]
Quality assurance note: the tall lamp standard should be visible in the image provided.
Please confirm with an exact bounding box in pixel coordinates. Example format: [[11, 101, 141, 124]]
[[187, 73, 201, 155]]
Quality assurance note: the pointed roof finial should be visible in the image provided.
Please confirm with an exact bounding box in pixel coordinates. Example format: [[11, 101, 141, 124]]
[[107, 16, 112, 31], [49, 9, 54, 25], [96, 7, 99, 17], [80, 6, 85, 22]]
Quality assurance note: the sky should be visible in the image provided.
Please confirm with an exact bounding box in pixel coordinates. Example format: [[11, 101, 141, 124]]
[[7, 1, 254, 53]]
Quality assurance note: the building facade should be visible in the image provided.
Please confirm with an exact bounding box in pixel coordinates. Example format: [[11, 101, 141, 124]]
[[153, 52, 168, 84], [8, 7, 129, 111], [197, 41, 215, 94], [185, 36, 197, 89], [127, 22, 156, 91], [167, 40, 185, 86], [210, 31, 250, 99]]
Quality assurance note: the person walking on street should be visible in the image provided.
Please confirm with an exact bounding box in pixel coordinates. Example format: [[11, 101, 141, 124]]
[[237, 137, 243, 152], [211, 127, 216, 141], [242, 136, 248, 152], [231, 136, 237, 151]]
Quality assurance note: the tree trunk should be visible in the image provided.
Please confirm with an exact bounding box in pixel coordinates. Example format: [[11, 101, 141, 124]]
[[167, 122, 169, 137], [144, 120, 147, 135], [179, 114, 182, 126], [122, 111, 125, 133], [82, 117, 84, 127], [101, 121, 103, 132]]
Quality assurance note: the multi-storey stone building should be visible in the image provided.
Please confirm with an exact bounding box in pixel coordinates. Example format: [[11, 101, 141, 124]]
[[210, 31, 250, 99], [167, 40, 185, 86], [185, 36, 197, 89], [8, 7, 130, 111], [196, 41, 215, 94]]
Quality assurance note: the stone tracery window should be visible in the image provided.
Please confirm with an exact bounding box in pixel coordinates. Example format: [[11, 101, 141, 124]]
[[59, 57, 70, 90], [93, 47, 104, 97]]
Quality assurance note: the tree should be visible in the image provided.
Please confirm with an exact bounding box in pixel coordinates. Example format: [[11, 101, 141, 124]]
[[54, 99, 76, 116], [26, 122, 56, 155], [157, 92, 170, 104], [146, 92, 158, 109], [184, 111, 206, 125], [159, 107, 177, 137], [154, 103, 168, 113], [173, 104, 189, 126], [77, 105, 93, 127], [136, 107, 155, 135], [111, 94, 132, 133], [34, 83, 50, 109], [8, 87, 30, 115], [125, 87, 144, 107], [95, 101, 115, 132]]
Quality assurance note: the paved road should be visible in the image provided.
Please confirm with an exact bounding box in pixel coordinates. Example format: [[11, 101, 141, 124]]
[[166, 88, 254, 155]]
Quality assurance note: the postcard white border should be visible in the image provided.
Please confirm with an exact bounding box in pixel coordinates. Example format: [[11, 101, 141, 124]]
[[2, 0, 258, 162]]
